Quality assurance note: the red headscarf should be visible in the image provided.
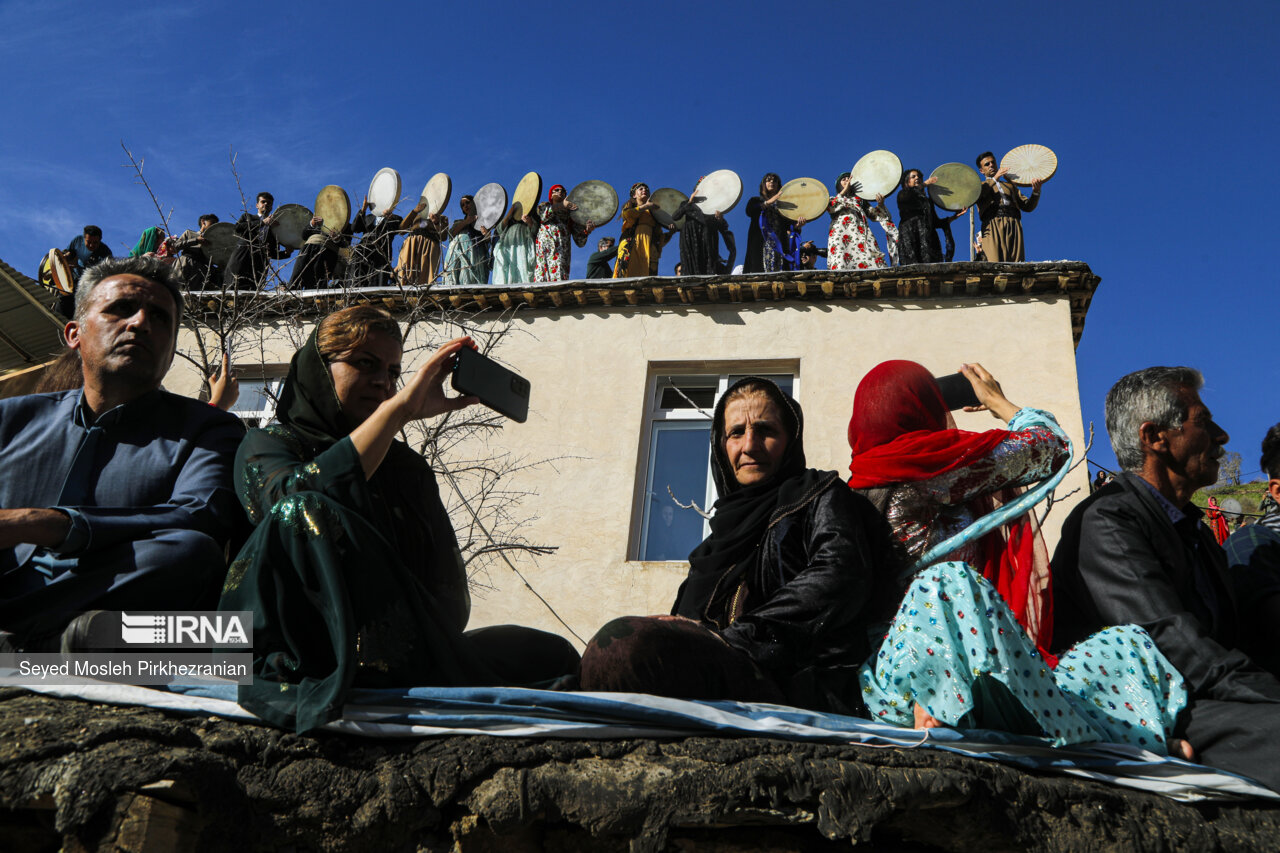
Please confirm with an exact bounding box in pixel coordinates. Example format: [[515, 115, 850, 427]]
[[847, 360, 1055, 660]]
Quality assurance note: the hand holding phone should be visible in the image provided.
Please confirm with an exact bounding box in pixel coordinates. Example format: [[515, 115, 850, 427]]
[[396, 337, 480, 423]]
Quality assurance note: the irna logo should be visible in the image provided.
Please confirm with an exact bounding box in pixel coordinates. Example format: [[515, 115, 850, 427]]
[[121, 612, 251, 647]]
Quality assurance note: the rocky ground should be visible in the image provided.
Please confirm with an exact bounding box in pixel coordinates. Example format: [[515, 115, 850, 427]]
[[2, 687, 1279, 852]]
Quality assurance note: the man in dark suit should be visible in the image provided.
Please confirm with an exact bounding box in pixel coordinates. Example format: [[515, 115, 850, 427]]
[[347, 196, 403, 288], [1053, 366, 1280, 792], [225, 192, 292, 290], [0, 256, 244, 650]]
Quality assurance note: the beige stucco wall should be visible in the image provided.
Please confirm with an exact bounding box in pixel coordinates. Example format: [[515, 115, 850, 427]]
[[169, 294, 1088, 648]]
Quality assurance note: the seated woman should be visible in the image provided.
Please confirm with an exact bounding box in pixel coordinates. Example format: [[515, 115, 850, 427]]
[[847, 361, 1066, 641], [220, 306, 579, 732], [578, 378, 897, 715], [848, 361, 1188, 752]]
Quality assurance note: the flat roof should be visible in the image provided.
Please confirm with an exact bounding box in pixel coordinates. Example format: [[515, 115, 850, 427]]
[[191, 260, 1101, 347]]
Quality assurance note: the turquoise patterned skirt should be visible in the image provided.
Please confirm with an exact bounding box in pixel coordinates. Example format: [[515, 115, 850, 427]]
[[858, 562, 1187, 752]]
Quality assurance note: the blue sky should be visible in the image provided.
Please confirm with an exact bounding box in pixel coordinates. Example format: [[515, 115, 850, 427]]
[[2, 0, 1276, 476]]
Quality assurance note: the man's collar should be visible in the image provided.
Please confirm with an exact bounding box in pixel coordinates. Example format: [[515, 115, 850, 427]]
[[1133, 474, 1193, 525], [73, 388, 163, 428]]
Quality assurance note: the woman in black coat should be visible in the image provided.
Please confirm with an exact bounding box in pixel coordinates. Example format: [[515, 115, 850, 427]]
[[576, 377, 897, 715]]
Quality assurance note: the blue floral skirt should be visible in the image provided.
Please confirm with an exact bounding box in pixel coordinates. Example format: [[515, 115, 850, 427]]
[[859, 562, 1187, 752]]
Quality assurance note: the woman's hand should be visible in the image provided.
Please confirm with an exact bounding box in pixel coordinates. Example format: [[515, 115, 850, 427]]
[[392, 337, 480, 424], [923, 176, 938, 186], [564, 201, 578, 211], [959, 362, 1020, 422], [876, 193, 885, 204], [208, 350, 239, 411], [913, 703, 944, 729]]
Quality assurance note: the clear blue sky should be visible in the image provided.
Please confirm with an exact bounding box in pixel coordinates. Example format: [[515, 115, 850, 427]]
[[2, 1, 1276, 476]]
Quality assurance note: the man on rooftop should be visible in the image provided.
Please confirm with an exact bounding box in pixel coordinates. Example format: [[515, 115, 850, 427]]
[[56, 225, 113, 317]]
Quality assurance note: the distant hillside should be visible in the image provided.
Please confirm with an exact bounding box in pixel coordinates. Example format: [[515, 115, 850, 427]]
[[1192, 479, 1268, 518]]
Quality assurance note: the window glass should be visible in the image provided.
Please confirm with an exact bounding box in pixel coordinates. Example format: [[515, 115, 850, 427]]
[[654, 375, 718, 411], [639, 422, 712, 560], [228, 377, 284, 428]]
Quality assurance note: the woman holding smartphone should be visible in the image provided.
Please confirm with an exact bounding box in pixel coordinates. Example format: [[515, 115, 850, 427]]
[[219, 306, 578, 732]]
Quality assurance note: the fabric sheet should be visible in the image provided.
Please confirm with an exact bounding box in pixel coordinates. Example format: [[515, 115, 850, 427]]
[[17, 680, 1275, 803]]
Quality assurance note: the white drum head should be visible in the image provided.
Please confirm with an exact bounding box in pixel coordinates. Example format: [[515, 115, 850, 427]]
[[314, 185, 351, 237], [510, 171, 541, 220], [367, 167, 401, 213], [270, 203, 313, 250], [420, 173, 451, 216], [849, 150, 902, 200], [776, 177, 829, 221], [651, 188, 688, 229], [692, 169, 742, 215], [474, 182, 508, 230], [1000, 144, 1058, 186], [42, 249, 74, 294], [927, 163, 981, 211]]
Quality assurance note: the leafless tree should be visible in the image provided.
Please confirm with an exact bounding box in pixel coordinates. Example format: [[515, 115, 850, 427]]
[[121, 146, 578, 638]]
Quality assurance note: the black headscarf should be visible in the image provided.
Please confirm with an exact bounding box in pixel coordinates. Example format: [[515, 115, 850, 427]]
[[274, 326, 354, 452], [271, 323, 472, 628], [675, 377, 837, 620]]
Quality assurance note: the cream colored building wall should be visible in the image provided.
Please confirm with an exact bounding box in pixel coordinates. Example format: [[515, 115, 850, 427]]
[[168, 295, 1089, 648]]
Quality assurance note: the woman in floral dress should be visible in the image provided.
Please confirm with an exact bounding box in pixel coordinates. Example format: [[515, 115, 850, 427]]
[[847, 360, 1189, 753], [827, 172, 897, 270], [533, 184, 594, 282]]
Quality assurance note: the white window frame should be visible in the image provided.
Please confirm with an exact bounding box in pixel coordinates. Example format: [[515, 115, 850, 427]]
[[630, 361, 800, 561], [224, 364, 289, 428]]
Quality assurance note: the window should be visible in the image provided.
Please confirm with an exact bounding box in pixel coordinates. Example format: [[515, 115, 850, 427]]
[[224, 366, 288, 428], [633, 368, 797, 561]]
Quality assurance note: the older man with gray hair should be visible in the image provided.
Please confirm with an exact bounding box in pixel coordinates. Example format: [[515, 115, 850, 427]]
[[1053, 366, 1280, 792], [0, 256, 244, 651]]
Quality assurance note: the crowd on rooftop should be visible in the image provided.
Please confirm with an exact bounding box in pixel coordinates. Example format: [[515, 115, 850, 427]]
[[40, 152, 1044, 316]]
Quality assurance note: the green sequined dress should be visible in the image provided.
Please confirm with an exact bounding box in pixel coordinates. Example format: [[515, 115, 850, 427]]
[[219, 328, 578, 732]]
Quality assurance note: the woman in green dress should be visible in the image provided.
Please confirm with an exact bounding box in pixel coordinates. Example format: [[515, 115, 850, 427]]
[[220, 306, 578, 732]]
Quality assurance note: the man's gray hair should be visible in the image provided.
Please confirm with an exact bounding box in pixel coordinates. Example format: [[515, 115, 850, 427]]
[[74, 256, 185, 321], [1105, 366, 1203, 471]]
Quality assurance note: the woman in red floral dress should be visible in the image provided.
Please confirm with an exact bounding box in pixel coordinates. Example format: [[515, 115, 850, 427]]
[[826, 172, 897, 270]]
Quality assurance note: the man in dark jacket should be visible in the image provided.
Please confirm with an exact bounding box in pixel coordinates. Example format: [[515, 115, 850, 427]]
[[0, 257, 245, 650], [1053, 366, 1280, 792], [225, 192, 292, 290], [347, 196, 403, 288]]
